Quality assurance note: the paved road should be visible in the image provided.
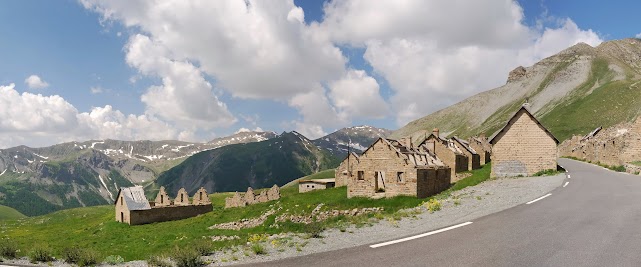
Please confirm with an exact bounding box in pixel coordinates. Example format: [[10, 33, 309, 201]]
[[246, 159, 641, 266]]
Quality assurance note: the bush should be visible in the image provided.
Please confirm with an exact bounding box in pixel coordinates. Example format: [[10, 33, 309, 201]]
[[173, 247, 202, 267], [0, 239, 18, 259], [305, 222, 325, 238], [193, 239, 213, 256], [251, 243, 266, 255], [104, 255, 124, 265], [609, 165, 626, 172], [425, 198, 441, 213], [28, 246, 54, 263], [62, 246, 99, 266], [147, 255, 172, 267]]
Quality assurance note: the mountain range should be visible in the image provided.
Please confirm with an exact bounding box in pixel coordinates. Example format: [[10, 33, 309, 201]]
[[0, 127, 388, 216], [390, 38, 641, 143]]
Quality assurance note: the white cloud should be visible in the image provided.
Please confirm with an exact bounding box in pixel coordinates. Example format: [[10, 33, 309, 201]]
[[636, 33, 641, 38], [125, 34, 236, 129], [90, 86, 104, 94], [321, 0, 603, 125], [329, 69, 390, 119], [0, 83, 182, 148], [24, 75, 49, 89]]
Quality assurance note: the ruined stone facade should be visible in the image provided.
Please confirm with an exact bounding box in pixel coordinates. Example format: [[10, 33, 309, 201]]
[[335, 152, 359, 187], [115, 186, 212, 225], [468, 135, 491, 165], [421, 129, 468, 181], [490, 106, 559, 177], [559, 117, 641, 166], [452, 137, 481, 170], [174, 188, 190, 206], [347, 138, 450, 199], [299, 178, 336, 193], [225, 185, 280, 208]]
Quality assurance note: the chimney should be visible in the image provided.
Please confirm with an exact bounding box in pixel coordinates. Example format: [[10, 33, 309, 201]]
[[432, 128, 440, 138]]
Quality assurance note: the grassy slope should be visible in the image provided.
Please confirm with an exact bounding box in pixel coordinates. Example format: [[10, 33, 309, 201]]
[[282, 169, 336, 188], [0, 205, 26, 220], [1, 164, 491, 261]]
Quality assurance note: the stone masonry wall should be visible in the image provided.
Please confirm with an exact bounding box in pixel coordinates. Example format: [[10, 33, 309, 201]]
[[492, 111, 557, 177], [348, 140, 418, 198], [335, 154, 358, 187], [129, 205, 213, 225], [225, 185, 280, 208]]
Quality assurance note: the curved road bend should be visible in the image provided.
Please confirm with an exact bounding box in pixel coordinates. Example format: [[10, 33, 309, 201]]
[[246, 158, 641, 267]]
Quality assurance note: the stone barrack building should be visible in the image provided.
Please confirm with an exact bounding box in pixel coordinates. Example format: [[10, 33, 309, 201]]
[[420, 129, 468, 181], [347, 138, 451, 199], [299, 178, 336, 193], [115, 186, 212, 225], [560, 117, 641, 166], [490, 105, 559, 177], [335, 152, 360, 187]]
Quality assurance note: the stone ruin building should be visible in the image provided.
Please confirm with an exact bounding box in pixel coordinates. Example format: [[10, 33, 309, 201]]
[[560, 117, 641, 167], [298, 178, 336, 193], [420, 129, 469, 181], [347, 137, 451, 199], [225, 185, 280, 208], [115, 186, 212, 225], [468, 134, 492, 165], [452, 136, 481, 171], [335, 152, 359, 187], [490, 104, 559, 177]]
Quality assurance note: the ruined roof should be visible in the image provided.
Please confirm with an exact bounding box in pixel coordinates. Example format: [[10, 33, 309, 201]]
[[582, 126, 602, 141], [116, 186, 151, 211], [489, 105, 560, 145], [363, 138, 445, 169], [299, 178, 336, 184], [452, 136, 478, 155]]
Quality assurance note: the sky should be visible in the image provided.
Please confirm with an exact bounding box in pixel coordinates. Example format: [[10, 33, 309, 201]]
[[0, 0, 638, 149]]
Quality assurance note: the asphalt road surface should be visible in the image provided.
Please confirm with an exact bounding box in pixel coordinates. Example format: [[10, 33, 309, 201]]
[[246, 159, 641, 267]]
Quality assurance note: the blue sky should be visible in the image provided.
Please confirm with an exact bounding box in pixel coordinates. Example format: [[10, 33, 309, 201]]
[[0, 0, 637, 148]]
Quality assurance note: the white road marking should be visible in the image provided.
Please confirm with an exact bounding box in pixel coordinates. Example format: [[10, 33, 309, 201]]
[[567, 175, 571, 179], [563, 182, 569, 187], [370, 222, 473, 248], [526, 193, 552, 205]]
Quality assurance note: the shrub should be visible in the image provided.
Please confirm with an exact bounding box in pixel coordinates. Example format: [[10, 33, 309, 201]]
[[425, 198, 441, 213], [173, 247, 202, 267], [305, 222, 325, 238], [0, 239, 18, 259], [251, 243, 266, 255], [28, 246, 54, 263], [609, 165, 626, 172], [62, 246, 99, 266], [193, 239, 213, 256], [104, 255, 124, 265], [533, 169, 560, 176], [147, 255, 172, 267]]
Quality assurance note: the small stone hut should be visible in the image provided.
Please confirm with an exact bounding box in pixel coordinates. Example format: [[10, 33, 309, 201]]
[[115, 186, 212, 225], [335, 152, 359, 187], [299, 178, 336, 193], [452, 136, 481, 170], [489, 104, 559, 177], [347, 138, 450, 199]]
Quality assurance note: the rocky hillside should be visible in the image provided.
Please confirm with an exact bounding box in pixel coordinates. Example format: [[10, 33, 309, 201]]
[[0, 131, 277, 216], [156, 131, 340, 195], [391, 38, 641, 143], [312, 126, 392, 159]]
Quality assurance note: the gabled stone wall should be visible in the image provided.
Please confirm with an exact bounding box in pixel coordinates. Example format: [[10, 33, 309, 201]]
[[491, 111, 557, 177], [225, 185, 280, 208], [116, 187, 213, 225]]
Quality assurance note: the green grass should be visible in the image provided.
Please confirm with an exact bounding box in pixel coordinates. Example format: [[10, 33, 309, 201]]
[[446, 163, 491, 193], [282, 169, 336, 188], [0, 165, 492, 262], [533, 169, 563, 176], [0, 205, 26, 220]]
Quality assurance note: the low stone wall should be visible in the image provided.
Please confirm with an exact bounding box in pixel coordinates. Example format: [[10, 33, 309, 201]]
[[225, 185, 280, 208], [130, 204, 213, 225]]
